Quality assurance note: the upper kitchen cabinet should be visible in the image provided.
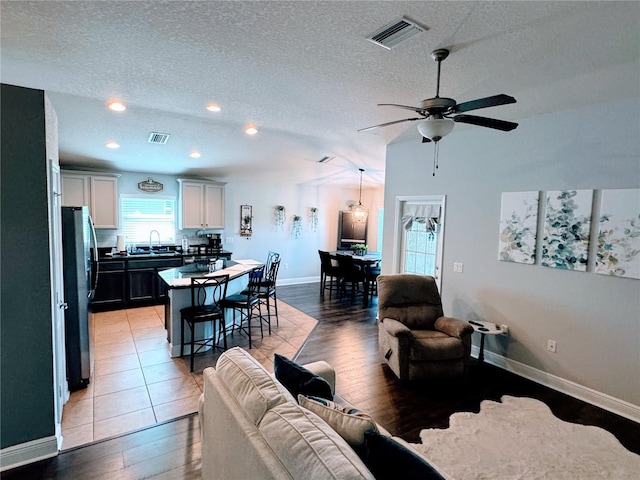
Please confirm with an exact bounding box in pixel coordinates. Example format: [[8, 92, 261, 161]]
[[177, 179, 225, 229], [61, 172, 120, 228]]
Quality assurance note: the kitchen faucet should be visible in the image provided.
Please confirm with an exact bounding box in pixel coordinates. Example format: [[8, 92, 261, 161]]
[[149, 230, 161, 251]]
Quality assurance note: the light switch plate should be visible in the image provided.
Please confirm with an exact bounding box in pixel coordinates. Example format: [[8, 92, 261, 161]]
[[453, 262, 464, 273]]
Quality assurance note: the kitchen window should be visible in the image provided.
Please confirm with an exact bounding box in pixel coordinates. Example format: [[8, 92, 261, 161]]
[[121, 195, 176, 245]]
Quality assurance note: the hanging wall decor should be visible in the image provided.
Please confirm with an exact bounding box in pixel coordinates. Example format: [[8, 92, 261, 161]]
[[498, 191, 539, 264], [240, 205, 252, 237], [541, 190, 593, 271], [274, 205, 286, 230], [291, 215, 302, 239], [595, 188, 640, 279], [309, 207, 319, 233]]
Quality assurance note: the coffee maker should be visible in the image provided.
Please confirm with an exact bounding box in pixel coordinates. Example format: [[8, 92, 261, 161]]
[[207, 233, 223, 252]]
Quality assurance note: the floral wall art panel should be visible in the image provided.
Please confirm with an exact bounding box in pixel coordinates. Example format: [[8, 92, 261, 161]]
[[541, 190, 593, 271], [596, 188, 640, 279], [498, 191, 539, 264]]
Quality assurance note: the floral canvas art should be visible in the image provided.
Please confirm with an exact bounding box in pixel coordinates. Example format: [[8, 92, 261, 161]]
[[541, 190, 593, 271], [498, 191, 539, 264], [595, 189, 640, 279]]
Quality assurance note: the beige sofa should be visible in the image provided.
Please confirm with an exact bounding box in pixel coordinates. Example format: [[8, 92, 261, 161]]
[[198, 347, 449, 480]]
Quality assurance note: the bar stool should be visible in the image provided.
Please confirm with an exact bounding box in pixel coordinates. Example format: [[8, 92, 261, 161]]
[[246, 258, 281, 333], [219, 265, 264, 349], [180, 274, 229, 372]]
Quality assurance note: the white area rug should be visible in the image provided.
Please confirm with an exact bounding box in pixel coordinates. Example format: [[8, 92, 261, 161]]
[[411, 395, 639, 480]]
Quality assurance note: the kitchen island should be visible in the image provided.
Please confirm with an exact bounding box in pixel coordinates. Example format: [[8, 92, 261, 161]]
[[158, 259, 263, 357]]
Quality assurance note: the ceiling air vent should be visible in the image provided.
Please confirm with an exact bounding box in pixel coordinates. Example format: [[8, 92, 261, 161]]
[[318, 156, 335, 164], [148, 132, 170, 144], [367, 16, 426, 50]]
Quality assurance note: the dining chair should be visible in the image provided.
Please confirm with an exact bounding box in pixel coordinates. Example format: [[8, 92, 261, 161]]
[[180, 274, 230, 372], [318, 250, 341, 299], [335, 253, 365, 304]]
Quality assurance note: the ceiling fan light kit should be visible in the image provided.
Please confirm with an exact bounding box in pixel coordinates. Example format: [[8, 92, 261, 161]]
[[359, 48, 519, 175]]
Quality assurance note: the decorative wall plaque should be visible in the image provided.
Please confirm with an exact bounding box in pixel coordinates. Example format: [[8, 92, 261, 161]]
[[138, 178, 163, 193]]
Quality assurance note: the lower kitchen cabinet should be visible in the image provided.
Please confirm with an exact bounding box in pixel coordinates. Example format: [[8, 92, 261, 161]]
[[92, 256, 183, 311]]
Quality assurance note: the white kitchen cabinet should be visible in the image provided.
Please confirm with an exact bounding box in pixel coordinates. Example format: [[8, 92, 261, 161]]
[[61, 172, 119, 228], [177, 179, 225, 229]]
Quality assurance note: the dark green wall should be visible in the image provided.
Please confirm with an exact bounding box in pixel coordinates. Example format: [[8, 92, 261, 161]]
[[1, 84, 55, 449]]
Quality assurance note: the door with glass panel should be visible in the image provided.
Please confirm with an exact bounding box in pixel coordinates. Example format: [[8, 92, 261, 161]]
[[396, 196, 445, 290]]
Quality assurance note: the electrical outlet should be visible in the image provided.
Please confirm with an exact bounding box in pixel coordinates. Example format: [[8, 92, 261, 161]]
[[501, 324, 509, 335], [547, 339, 557, 353], [226, 236, 234, 244], [453, 262, 464, 273]]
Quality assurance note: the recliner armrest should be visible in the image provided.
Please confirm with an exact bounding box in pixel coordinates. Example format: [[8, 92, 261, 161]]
[[380, 317, 412, 338], [434, 316, 474, 339]]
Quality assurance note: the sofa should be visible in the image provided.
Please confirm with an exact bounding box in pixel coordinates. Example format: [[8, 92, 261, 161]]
[[198, 347, 449, 480]]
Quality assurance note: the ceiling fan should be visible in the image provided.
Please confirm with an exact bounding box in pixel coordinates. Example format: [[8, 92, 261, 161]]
[[359, 48, 519, 173]]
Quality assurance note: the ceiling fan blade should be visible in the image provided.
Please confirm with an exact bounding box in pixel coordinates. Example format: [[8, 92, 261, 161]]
[[421, 136, 432, 143], [453, 114, 519, 131], [454, 94, 516, 113], [378, 103, 427, 115], [358, 117, 422, 132]]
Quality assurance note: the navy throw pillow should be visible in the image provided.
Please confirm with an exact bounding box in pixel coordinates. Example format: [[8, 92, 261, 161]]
[[273, 354, 332, 401], [363, 431, 445, 480]]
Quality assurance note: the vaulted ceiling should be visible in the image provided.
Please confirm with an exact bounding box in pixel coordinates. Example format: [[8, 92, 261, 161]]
[[2, 1, 638, 187]]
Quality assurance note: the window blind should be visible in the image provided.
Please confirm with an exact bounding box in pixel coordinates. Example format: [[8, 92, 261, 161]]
[[121, 196, 176, 245]]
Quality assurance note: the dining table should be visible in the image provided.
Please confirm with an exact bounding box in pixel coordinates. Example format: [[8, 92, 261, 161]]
[[329, 251, 381, 308]]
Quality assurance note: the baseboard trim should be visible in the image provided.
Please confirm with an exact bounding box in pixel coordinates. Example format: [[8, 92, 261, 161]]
[[471, 346, 640, 423], [278, 276, 319, 286], [0, 435, 58, 472]]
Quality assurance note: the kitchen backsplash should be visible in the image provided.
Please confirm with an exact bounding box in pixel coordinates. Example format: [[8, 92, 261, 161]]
[[95, 229, 203, 250]]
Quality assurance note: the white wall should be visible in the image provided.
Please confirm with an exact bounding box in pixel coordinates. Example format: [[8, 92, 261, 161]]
[[382, 97, 640, 408], [93, 171, 384, 282]]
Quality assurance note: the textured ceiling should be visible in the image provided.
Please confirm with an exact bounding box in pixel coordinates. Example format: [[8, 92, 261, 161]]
[[1, 1, 638, 187]]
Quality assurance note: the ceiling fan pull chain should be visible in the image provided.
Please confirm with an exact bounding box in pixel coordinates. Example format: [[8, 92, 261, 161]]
[[432, 141, 440, 176]]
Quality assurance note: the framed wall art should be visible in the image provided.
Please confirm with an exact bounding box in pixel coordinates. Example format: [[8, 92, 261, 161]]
[[541, 190, 593, 271], [498, 191, 539, 264], [595, 188, 640, 279]]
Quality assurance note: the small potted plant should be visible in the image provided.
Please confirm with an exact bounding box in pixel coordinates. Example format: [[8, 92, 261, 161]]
[[351, 243, 368, 256], [274, 205, 286, 230], [291, 215, 302, 239], [309, 207, 318, 233]]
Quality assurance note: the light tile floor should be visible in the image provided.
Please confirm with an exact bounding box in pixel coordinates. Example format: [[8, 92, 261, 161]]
[[61, 301, 317, 450]]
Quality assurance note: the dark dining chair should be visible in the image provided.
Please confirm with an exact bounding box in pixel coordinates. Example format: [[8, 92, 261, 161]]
[[318, 250, 341, 299], [180, 274, 230, 372], [219, 265, 264, 349], [335, 253, 365, 303]]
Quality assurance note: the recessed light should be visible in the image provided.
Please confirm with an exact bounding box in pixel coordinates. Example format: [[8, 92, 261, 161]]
[[108, 101, 126, 112], [189, 150, 202, 158], [206, 104, 221, 112], [105, 141, 120, 149], [245, 126, 258, 135]]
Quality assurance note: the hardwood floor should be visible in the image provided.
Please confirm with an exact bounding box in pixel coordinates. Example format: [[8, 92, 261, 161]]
[[4, 282, 639, 479]]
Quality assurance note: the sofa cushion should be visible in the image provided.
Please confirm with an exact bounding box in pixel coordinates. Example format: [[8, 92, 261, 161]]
[[259, 401, 375, 480], [298, 395, 379, 452], [411, 330, 464, 361], [215, 347, 287, 425], [274, 353, 333, 401], [363, 431, 445, 480]]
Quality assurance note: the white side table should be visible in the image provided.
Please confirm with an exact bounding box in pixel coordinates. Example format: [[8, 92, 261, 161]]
[[468, 320, 505, 364]]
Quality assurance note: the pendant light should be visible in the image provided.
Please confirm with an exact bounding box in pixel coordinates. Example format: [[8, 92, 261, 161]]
[[353, 168, 367, 223]]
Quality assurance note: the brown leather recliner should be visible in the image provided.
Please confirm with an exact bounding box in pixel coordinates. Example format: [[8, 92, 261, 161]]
[[377, 274, 474, 380]]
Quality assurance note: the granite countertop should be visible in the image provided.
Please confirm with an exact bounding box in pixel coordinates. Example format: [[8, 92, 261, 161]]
[[99, 249, 233, 261], [157, 259, 263, 289]]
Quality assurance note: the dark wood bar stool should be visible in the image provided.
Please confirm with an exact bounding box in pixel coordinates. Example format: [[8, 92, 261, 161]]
[[180, 274, 229, 372], [219, 265, 264, 349]]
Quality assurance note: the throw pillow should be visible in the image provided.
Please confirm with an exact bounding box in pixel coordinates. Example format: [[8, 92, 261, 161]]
[[363, 431, 445, 480], [273, 354, 333, 401], [298, 395, 379, 452]]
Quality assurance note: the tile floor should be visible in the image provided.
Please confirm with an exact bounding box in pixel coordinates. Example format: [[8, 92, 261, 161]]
[[61, 301, 317, 450]]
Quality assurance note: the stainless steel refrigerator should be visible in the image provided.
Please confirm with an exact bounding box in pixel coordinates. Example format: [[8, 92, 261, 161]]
[[62, 206, 99, 390]]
